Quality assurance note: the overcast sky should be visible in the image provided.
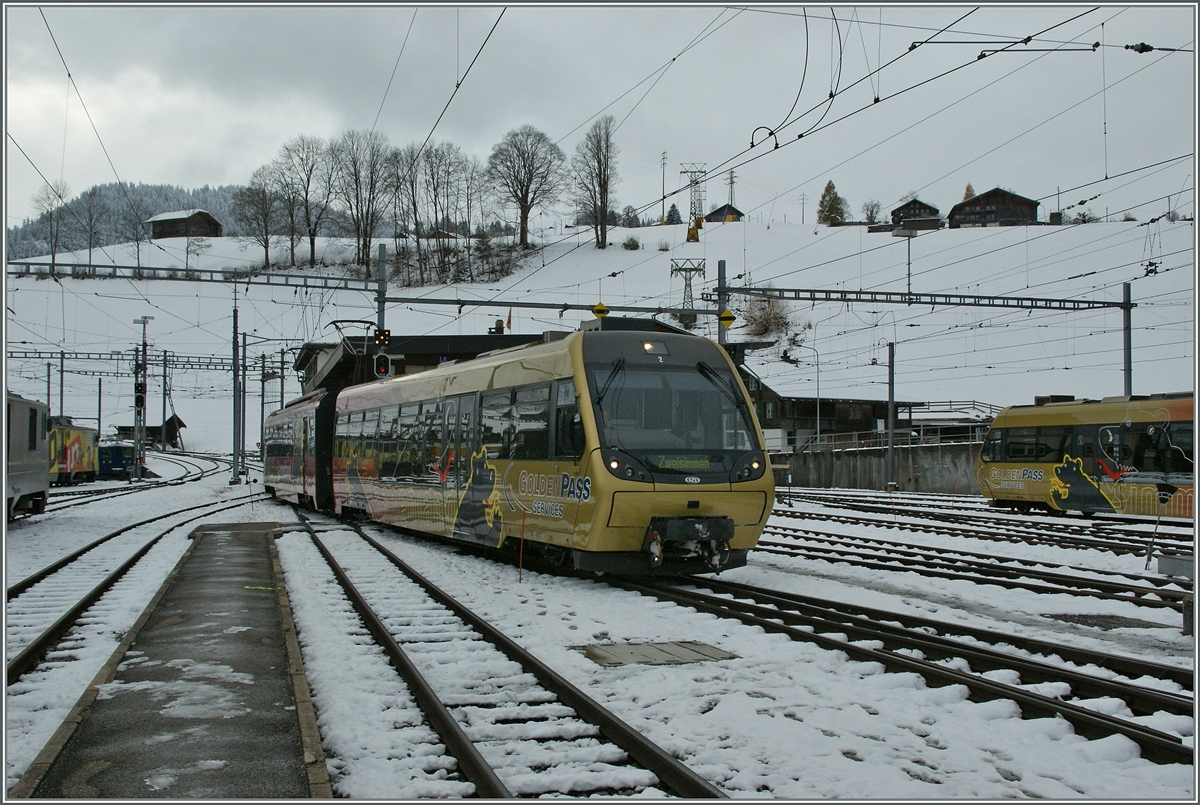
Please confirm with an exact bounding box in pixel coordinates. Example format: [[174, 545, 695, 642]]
[[4, 4, 1196, 229]]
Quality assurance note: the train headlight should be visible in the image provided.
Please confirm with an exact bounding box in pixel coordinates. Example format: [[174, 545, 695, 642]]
[[730, 451, 767, 483], [601, 448, 651, 482]]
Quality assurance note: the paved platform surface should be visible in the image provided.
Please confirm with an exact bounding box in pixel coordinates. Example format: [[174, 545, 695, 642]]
[[25, 522, 326, 798]]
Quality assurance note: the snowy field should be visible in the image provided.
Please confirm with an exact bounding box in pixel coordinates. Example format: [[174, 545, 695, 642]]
[[4, 455, 1193, 798], [5, 217, 1194, 437]]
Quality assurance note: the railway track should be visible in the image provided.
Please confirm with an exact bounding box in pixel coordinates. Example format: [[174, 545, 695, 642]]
[[38, 453, 232, 515], [606, 576, 1193, 767], [775, 490, 1194, 552], [286, 514, 725, 798], [771, 499, 1194, 559], [5, 496, 266, 686], [756, 523, 1192, 612]]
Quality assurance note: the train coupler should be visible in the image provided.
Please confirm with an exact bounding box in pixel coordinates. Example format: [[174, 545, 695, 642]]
[[644, 517, 736, 569]]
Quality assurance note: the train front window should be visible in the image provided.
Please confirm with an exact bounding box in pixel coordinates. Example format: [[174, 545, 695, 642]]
[[587, 361, 757, 470]]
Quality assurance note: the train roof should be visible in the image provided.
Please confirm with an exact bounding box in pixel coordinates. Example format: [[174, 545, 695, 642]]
[[992, 392, 1193, 426], [333, 325, 732, 410], [6, 391, 47, 407]]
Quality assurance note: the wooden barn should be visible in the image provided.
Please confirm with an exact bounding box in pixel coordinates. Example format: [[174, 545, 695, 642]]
[[146, 209, 224, 239], [705, 204, 745, 223], [890, 199, 940, 226], [947, 188, 1039, 228], [115, 414, 187, 448]]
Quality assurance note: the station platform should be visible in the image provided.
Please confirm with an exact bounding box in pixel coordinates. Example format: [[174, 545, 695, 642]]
[[12, 522, 331, 798]]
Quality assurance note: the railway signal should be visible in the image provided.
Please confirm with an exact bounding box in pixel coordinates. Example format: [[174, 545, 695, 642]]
[[718, 309, 735, 328], [372, 328, 390, 348], [372, 353, 391, 378], [134, 381, 146, 409]]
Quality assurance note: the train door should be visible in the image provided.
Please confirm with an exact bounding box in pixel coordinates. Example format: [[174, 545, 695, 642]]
[[1071, 425, 1100, 479], [442, 395, 473, 537]]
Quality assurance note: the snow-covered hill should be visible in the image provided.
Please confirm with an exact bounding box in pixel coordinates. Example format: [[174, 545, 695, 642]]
[[5, 217, 1194, 452]]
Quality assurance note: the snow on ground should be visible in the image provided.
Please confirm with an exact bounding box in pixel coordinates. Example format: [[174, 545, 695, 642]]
[[4, 219, 1194, 794], [4, 455, 1194, 797]]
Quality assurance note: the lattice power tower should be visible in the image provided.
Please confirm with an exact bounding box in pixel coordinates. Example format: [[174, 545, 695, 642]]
[[680, 164, 707, 221], [670, 258, 705, 328]]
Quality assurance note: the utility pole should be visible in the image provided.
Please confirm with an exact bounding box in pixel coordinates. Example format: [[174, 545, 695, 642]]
[[887, 342, 896, 491], [661, 151, 667, 224], [799, 193, 808, 225], [376, 243, 387, 332], [97, 378, 102, 442], [230, 301, 241, 485], [59, 351, 64, 416], [280, 349, 286, 407], [716, 259, 728, 346], [133, 316, 154, 481], [241, 331, 248, 472], [161, 350, 168, 451], [46, 363, 51, 417], [1123, 282, 1132, 396]]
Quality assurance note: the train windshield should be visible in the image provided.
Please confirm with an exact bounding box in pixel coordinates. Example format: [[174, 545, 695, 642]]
[[588, 360, 758, 470]]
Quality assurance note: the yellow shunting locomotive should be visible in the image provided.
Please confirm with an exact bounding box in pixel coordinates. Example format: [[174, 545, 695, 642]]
[[976, 393, 1193, 519], [265, 320, 775, 574]]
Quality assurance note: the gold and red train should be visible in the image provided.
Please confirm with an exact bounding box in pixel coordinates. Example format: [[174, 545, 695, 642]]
[[264, 321, 775, 574]]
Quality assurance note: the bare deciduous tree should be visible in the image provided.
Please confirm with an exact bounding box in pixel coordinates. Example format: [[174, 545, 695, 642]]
[[486, 125, 566, 249], [572, 115, 620, 249], [116, 186, 151, 267], [331, 129, 391, 269], [230, 167, 281, 268], [861, 199, 882, 225], [276, 135, 337, 267], [32, 180, 72, 271], [70, 186, 108, 265], [390, 143, 427, 284]]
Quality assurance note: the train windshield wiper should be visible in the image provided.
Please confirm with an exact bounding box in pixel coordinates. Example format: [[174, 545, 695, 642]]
[[696, 361, 742, 411], [594, 358, 625, 406]]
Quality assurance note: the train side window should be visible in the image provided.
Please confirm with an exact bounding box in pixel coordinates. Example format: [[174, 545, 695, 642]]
[[422, 401, 444, 478], [554, 379, 583, 461], [1003, 427, 1038, 461], [1038, 426, 1071, 462], [1165, 423, 1193, 475], [513, 385, 551, 460], [481, 390, 512, 459], [29, 407, 38, 451], [979, 430, 1002, 462], [397, 404, 420, 478]]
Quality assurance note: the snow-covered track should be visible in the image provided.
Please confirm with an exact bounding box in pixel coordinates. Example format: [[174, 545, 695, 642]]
[[6, 497, 269, 602], [291, 514, 726, 798], [611, 577, 1194, 767], [757, 524, 1191, 612], [5, 497, 263, 686], [768, 501, 1190, 556], [774, 491, 1194, 555], [38, 452, 229, 515]]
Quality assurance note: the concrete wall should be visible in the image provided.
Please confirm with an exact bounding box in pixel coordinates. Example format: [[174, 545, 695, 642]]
[[775, 442, 983, 497]]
